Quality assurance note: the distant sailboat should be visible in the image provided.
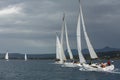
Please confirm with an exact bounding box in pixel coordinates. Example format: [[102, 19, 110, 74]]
[[5, 52, 9, 61], [24, 53, 27, 61]]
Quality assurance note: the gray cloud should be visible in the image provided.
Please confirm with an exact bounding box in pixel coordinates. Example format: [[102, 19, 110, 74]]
[[0, 0, 119, 54]]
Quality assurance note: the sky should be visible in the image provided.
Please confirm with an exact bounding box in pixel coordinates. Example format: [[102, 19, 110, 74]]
[[0, 0, 120, 54]]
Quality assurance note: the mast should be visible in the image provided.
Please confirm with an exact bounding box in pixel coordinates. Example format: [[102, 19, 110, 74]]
[[60, 13, 67, 61], [61, 13, 65, 47], [76, 0, 86, 63], [80, 0, 98, 59]]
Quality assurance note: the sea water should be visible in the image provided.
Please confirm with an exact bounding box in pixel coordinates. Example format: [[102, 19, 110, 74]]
[[0, 60, 119, 80]]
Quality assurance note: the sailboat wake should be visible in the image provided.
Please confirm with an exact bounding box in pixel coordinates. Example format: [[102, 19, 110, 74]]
[[79, 68, 120, 74], [106, 68, 120, 74]]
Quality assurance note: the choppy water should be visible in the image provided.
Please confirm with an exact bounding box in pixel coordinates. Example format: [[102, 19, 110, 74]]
[[0, 60, 119, 80]]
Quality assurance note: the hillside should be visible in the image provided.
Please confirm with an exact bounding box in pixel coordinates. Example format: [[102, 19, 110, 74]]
[[0, 47, 120, 60]]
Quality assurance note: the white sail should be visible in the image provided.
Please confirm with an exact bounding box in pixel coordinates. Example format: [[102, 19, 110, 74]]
[[77, 5, 86, 63], [64, 17, 73, 60], [56, 34, 64, 64], [56, 34, 60, 59], [60, 14, 67, 61], [25, 53, 27, 61], [5, 52, 9, 60], [80, 2, 98, 59]]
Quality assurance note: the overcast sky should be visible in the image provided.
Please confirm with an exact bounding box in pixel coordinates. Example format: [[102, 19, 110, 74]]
[[0, 0, 119, 54]]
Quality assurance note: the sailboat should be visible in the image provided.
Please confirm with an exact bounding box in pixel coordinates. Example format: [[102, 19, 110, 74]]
[[62, 14, 80, 67], [78, 0, 114, 71], [24, 53, 27, 61], [5, 51, 9, 61], [55, 14, 76, 66]]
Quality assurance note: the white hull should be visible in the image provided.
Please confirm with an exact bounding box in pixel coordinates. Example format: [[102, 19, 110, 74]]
[[82, 63, 114, 72], [62, 62, 82, 67]]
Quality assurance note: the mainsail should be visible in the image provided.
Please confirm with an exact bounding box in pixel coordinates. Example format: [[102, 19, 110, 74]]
[[80, 1, 98, 59], [76, 3, 86, 63]]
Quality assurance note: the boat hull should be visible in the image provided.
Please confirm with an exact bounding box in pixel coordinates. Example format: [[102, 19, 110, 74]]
[[82, 63, 114, 71]]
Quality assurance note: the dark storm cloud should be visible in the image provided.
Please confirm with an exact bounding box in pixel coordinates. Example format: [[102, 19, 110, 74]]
[[81, 0, 120, 49], [0, 0, 119, 53]]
